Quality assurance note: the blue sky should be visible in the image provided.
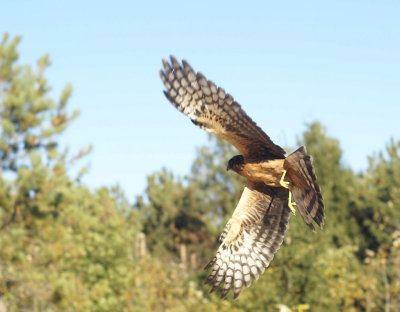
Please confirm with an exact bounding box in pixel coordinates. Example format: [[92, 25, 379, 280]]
[[2, 0, 400, 199]]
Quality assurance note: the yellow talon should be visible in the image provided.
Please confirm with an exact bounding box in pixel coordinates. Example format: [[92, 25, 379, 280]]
[[280, 170, 297, 215], [279, 169, 289, 188], [288, 190, 296, 215]]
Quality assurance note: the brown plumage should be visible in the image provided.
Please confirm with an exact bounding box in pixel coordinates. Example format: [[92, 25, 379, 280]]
[[160, 56, 325, 299]]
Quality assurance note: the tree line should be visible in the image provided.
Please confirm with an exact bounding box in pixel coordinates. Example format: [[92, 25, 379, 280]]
[[0, 34, 399, 311]]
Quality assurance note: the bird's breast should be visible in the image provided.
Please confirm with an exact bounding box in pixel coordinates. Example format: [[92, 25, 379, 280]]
[[237, 159, 285, 187]]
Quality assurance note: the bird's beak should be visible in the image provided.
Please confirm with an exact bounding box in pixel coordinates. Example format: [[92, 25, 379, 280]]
[[226, 164, 231, 171]]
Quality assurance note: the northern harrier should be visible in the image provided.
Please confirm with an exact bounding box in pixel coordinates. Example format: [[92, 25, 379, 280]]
[[160, 56, 324, 299]]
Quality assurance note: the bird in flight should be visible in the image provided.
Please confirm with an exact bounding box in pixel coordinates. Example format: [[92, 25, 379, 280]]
[[159, 56, 324, 299]]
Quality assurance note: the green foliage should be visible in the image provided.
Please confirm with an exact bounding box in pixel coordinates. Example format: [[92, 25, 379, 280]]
[[0, 34, 137, 311], [190, 135, 245, 225], [134, 122, 400, 311], [0, 33, 79, 172], [359, 140, 400, 248], [1, 34, 399, 311]]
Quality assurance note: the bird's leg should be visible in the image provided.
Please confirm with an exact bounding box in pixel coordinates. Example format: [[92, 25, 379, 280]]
[[288, 190, 296, 215], [279, 169, 290, 188], [279, 170, 297, 215]]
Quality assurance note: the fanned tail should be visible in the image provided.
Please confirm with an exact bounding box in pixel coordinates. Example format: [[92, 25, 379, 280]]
[[284, 146, 324, 231]]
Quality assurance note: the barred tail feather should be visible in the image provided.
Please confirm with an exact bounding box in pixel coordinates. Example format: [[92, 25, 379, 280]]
[[284, 146, 325, 231]]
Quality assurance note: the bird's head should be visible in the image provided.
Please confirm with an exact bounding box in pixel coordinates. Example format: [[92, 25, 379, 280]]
[[227, 155, 245, 172]]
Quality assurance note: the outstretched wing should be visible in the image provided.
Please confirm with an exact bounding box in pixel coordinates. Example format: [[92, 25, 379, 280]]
[[160, 56, 286, 160], [205, 182, 291, 299]]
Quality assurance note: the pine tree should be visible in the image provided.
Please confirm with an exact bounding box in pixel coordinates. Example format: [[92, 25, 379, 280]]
[[0, 33, 79, 173], [2, 32, 398, 311], [0, 34, 137, 312], [360, 139, 400, 311]]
